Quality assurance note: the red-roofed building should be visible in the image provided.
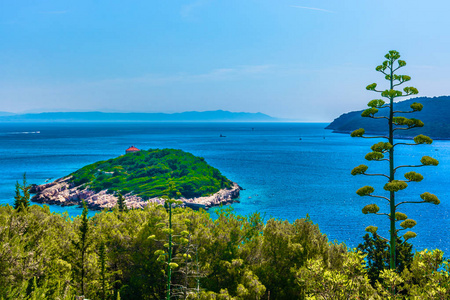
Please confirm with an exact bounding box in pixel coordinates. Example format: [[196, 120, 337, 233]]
[[126, 146, 140, 154]]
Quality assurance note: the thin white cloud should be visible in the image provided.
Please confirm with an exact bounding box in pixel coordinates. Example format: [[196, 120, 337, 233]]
[[291, 5, 335, 13]]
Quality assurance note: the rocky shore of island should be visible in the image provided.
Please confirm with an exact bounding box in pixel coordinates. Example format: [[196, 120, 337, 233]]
[[30, 176, 241, 210]]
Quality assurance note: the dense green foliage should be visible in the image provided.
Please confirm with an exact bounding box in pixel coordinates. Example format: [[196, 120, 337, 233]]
[[357, 233, 414, 285], [1, 204, 449, 299], [70, 149, 232, 199], [72, 200, 91, 296], [14, 174, 31, 211]]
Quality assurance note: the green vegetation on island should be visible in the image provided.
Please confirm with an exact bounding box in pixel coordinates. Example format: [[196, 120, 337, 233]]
[[70, 149, 233, 199]]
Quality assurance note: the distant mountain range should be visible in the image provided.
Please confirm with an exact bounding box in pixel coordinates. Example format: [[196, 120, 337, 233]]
[[326, 96, 450, 139], [0, 110, 278, 122]]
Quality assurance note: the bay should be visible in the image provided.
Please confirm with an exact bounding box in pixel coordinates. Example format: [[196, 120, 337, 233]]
[[0, 122, 448, 252]]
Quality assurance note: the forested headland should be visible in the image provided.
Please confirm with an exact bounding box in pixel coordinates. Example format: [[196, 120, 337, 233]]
[[326, 96, 450, 139]]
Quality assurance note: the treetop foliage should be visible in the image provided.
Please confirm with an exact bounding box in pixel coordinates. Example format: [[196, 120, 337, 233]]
[[383, 180, 408, 192], [400, 219, 417, 229], [413, 134, 432, 144], [356, 186, 375, 197], [420, 192, 440, 205], [370, 142, 392, 153], [367, 99, 386, 108], [362, 107, 379, 118], [392, 116, 424, 128], [404, 171, 423, 182], [351, 128, 365, 137], [420, 156, 439, 166], [410, 102, 423, 112], [351, 164, 368, 175], [394, 212, 408, 221], [69, 148, 232, 200], [2, 203, 448, 299], [14, 173, 30, 211], [365, 151, 385, 161], [362, 203, 380, 215]]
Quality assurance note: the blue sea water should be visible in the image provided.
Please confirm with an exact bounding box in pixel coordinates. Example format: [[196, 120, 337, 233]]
[[0, 122, 449, 252]]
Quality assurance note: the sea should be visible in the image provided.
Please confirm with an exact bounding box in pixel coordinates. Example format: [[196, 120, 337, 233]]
[[0, 122, 448, 252]]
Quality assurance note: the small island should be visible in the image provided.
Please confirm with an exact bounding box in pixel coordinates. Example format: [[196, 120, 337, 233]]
[[31, 148, 241, 210]]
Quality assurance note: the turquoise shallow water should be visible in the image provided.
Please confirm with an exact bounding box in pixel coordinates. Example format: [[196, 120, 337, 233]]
[[0, 122, 448, 252]]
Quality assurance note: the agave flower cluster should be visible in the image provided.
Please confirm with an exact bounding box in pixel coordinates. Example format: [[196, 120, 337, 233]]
[[351, 50, 440, 270]]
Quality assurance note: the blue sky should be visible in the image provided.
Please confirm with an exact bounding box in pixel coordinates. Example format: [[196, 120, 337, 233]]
[[1, 1, 449, 121]]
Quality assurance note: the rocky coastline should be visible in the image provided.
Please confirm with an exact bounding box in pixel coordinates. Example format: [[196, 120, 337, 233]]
[[30, 176, 241, 210]]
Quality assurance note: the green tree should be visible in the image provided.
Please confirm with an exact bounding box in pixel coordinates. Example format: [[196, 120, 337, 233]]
[[116, 193, 127, 212], [296, 251, 377, 299], [351, 50, 440, 270], [357, 233, 413, 285], [72, 200, 91, 296], [255, 216, 345, 299], [98, 242, 108, 300], [13, 173, 31, 211]]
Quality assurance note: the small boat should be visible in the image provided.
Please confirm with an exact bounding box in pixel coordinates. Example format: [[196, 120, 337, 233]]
[[220, 134, 226, 138]]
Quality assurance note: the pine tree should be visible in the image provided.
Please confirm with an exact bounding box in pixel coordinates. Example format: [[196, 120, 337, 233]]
[[13, 173, 31, 211], [351, 50, 440, 270], [357, 233, 413, 285], [73, 199, 90, 296], [13, 181, 22, 210], [116, 193, 127, 212], [98, 242, 108, 300]]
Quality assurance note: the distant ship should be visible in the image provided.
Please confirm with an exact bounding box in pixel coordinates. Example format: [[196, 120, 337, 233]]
[[220, 134, 226, 138]]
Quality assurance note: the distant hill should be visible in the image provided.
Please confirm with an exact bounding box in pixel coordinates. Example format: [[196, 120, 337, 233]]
[[0, 110, 277, 122], [0, 111, 15, 117], [326, 96, 450, 139]]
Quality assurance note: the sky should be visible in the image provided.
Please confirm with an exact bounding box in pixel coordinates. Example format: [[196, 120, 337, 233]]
[[1, 1, 450, 121]]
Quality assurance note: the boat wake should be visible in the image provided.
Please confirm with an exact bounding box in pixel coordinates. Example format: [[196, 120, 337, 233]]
[[8, 131, 41, 134]]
